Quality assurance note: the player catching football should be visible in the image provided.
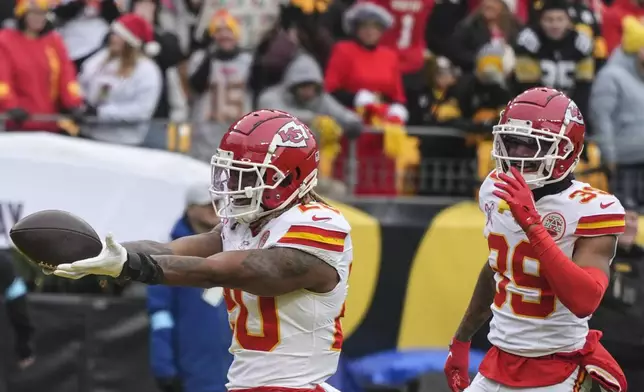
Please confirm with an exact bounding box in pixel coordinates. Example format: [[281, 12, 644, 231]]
[[444, 88, 628, 392], [49, 110, 352, 392]]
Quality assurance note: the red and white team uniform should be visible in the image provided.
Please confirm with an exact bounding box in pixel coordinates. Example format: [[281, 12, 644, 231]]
[[221, 202, 352, 391], [474, 172, 625, 391], [443, 88, 628, 392], [207, 110, 353, 391]]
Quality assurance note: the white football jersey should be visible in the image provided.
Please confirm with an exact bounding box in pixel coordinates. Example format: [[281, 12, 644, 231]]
[[220, 202, 352, 389], [479, 171, 625, 357]]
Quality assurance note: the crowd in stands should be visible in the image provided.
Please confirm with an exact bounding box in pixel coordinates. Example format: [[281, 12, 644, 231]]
[[1, 0, 644, 199]]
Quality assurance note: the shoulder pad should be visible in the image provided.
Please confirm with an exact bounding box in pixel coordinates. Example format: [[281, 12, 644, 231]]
[[267, 202, 350, 252], [574, 32, 593, 56], [566, 184, 626, 237], [516, 28, 541, 54]]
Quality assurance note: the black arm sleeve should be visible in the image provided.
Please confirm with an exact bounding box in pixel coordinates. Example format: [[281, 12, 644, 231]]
[[119, 253, 165, 285]]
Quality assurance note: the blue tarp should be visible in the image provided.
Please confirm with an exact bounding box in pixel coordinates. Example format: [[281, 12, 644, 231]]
[[328, 349, 486, 392]]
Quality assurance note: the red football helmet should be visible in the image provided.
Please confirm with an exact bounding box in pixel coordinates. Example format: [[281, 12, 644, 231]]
[[492, 87, 585, 188], [210, 110, 319, 222]]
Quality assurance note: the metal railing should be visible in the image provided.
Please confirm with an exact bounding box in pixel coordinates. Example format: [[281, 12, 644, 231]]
[[338, 125, 478, 197], [0, 114, 611, 199]]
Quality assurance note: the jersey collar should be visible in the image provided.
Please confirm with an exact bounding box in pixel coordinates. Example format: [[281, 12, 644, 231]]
[[532, 175, 574, 202]]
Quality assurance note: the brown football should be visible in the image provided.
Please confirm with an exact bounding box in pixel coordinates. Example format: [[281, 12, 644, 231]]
[[10, 210, 102, 271]]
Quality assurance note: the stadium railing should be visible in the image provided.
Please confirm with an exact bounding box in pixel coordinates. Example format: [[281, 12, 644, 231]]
[[0, 114, 609, 197]]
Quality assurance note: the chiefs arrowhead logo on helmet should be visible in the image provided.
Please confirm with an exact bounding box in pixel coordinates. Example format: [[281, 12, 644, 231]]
[[276, 121, 311, 148], [564, 101, 584, 125]]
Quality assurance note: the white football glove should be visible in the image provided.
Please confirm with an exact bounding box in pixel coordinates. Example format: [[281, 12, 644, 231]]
[[53, 233, 128, 280]]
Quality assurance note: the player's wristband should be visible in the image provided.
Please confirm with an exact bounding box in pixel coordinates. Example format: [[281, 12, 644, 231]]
[[450, 337, 471, 350], [119, 253, 165, 285]]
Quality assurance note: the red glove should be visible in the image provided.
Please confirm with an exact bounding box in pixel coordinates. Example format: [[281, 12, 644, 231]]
[[444, 338, 471, 392], [492, 167, 542, 232]]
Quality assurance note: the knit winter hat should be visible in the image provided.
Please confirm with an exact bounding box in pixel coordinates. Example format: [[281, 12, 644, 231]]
[[208, 9, 241, 40], [477, 39, 515, 77], [343, 2, 394, 35], [14, 0, 51, 17], [476, 41, 505, 75], [111, 13, 160, 56]]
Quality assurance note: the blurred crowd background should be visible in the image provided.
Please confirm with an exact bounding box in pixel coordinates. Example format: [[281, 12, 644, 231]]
[[3, 0, 644, 391], [4, 0, 644, 199]]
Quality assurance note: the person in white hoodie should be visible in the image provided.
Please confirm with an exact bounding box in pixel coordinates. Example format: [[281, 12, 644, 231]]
[[79, 13, 162, 146]]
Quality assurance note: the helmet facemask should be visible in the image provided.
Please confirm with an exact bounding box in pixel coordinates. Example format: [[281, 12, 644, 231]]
[[210, 150, 287, 223], [492, 119, 576, 188]]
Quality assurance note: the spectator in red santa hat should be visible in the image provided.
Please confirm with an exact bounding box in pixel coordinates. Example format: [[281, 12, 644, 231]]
[[78, 12, 162, 146], [128, 0, 188, 150], [0, 0, 84, 133]]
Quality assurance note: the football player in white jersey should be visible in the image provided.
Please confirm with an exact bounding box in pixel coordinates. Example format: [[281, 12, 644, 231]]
[[49, 110, 353, 392], [444, 88, 628, 392]]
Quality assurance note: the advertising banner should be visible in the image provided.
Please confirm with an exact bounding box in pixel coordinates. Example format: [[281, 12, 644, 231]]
[[0, 133, 210, 247]]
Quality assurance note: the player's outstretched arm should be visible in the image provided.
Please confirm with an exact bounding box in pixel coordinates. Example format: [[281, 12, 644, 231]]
[[454, 263, 496, 341], [53, 226, 339, 295], [122, 224, 223, 258], [126, 247, 339, 296]]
